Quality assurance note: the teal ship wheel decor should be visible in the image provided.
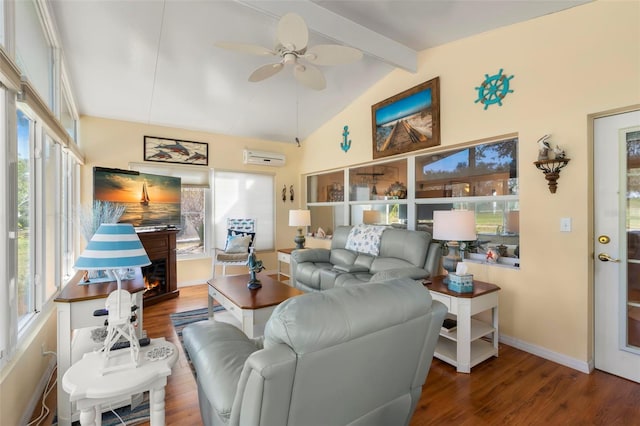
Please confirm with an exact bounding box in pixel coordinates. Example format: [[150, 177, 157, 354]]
[[474, 69, 514, 110]]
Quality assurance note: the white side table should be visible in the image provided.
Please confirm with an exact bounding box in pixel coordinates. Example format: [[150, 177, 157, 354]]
[[55, 270, 146, 425], [277, 248, 294, 284], [62, 338, 177, 426], [425, 276, 500, 373]]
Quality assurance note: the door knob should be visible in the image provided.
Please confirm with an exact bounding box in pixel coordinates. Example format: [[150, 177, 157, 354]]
[[597, 253, 620, 263]]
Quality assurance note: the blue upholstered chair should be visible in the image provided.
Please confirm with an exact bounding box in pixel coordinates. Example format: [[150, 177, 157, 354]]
[[212, 218, 256, 278]]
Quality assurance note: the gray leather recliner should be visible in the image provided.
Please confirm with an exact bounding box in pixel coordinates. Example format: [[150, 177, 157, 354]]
[[182, 278, 447, 426]]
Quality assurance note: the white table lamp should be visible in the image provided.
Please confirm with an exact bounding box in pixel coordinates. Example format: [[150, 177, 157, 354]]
[[74, 223, 151, 373], [433, 210, 476, 282], [289, 209, 311, 249]]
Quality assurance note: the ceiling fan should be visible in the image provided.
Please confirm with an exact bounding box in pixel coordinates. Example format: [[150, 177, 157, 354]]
[[215, 12, 363, 91]]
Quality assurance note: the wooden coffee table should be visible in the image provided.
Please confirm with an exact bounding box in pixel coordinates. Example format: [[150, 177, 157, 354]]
[[207, 273, 304, 338]]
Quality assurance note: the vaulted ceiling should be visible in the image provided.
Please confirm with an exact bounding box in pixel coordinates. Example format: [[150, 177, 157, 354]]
[[50, 0, 590, 144]]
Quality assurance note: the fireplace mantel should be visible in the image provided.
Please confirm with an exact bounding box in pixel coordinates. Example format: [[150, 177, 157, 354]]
[[138, 229, 179, 305]]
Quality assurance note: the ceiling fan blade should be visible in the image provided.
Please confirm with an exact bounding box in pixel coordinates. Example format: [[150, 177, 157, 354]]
[[249, 63, 284, 82], [215, 41, 275, 56], [305, 44, 363, 66], [277, 13, 308, 51], [293, 63, 326, 91]]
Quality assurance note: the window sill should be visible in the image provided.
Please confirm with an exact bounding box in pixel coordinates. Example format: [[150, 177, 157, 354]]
[[465, 253, 520, 269], [177, 253, 209, 262]]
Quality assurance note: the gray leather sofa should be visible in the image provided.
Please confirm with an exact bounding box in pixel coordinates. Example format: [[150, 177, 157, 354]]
[[290, 225, 442, 292], [182, 278, 447, 426]]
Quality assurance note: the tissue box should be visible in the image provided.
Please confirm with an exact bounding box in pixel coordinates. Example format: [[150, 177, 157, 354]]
[[447, 273, 474, 293]]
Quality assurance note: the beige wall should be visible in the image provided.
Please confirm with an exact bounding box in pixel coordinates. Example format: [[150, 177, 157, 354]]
[[300, 0, 640, 367], [0, 305, 57, 426], [78, 116, 306, 282]]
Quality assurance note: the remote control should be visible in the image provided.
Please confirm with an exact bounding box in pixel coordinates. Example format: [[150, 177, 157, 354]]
[[93, 308, 108, 316], [110, 337, 151, 351]]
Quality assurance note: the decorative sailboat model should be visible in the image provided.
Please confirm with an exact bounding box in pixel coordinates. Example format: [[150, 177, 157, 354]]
[[140, 181, 150, 206]]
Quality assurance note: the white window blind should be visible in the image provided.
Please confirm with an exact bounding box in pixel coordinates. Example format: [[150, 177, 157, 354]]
[[214, 171, 274, 252]]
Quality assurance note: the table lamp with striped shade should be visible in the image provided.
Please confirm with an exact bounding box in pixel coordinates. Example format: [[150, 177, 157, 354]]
[[75, 223, 151, 312], [75, 223, 151, 371]]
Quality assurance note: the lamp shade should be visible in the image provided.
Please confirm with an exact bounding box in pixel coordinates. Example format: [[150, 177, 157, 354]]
[[289, 209, 311, 227], [505, 211, 520, 234], [363, 210, 382, 225], [74, 223, 151, 270], [433, 210, 477, 241]]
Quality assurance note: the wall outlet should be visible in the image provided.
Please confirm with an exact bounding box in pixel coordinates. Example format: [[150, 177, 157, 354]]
[[560, 217, 572, 232]]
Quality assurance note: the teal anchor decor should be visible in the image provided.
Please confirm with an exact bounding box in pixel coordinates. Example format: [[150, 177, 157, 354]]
[[340, 125, 351, 152]]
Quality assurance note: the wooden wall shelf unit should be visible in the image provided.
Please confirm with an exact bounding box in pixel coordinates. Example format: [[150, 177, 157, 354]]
[[137, 229, 179, 305]]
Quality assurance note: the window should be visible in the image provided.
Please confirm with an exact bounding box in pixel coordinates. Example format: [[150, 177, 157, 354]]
[[43, 134, 61, 299], [415, 138, 519, 263], [179, 186, 206, 255], [0, 0, 5, 47], [60, 79, 77, 142], [214, 171, 275, 252], [1, 0, 82, 369], [16, 108, 34, 328], [61, 151, 78, 280], [349, 159, 408, 226], [15, 0, 53, 108]]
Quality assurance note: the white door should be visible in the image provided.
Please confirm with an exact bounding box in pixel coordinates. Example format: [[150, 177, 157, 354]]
[[594, 109, 640, 383]]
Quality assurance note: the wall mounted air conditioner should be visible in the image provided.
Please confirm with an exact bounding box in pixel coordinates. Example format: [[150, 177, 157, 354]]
[[243, 149, 286, 167]]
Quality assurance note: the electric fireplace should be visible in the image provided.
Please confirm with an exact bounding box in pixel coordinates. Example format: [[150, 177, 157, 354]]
[[137, 229, 179, 305]]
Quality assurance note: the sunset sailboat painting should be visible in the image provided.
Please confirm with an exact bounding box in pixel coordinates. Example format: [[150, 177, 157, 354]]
[[140, 181, 150, 206], [93, 167, 181, 228]]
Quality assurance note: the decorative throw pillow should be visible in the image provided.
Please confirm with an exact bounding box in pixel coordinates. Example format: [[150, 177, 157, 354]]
[[345, 224, 386, 256], [225, 230, 255, 252], [225, 235, 252, 253]]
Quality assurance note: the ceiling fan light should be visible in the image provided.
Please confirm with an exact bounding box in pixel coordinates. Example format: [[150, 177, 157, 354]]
[[283, 53, 297, 65]]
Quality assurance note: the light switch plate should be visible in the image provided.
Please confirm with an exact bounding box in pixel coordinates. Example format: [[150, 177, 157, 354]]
[[560, 217, 572, 232]]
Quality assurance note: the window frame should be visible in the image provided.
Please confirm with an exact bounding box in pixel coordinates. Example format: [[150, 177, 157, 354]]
[[0, 0, 82, 371]]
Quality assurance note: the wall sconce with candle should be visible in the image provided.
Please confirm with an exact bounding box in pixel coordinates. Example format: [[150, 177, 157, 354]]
[[534, 134, 569, 193]]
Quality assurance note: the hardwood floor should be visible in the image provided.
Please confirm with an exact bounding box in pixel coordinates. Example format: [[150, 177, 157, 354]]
[[32, 283, 640, 425]]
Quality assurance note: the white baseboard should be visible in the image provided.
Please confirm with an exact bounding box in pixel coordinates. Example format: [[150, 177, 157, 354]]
[[20, 355, 56, 426], [178, 279, 209, 287], [500, 334, 592, 374]]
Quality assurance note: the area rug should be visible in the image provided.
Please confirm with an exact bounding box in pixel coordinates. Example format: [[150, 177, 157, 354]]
[[170, 306, 225, 377]]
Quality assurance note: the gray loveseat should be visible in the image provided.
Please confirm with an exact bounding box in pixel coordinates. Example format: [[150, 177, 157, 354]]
[[182, 278, 447, 426], [290, 225, 442, 292]]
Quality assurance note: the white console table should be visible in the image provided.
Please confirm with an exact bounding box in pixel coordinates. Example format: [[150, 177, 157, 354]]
[[54, 270, 146, 425], [425, 276, 500, 373]]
